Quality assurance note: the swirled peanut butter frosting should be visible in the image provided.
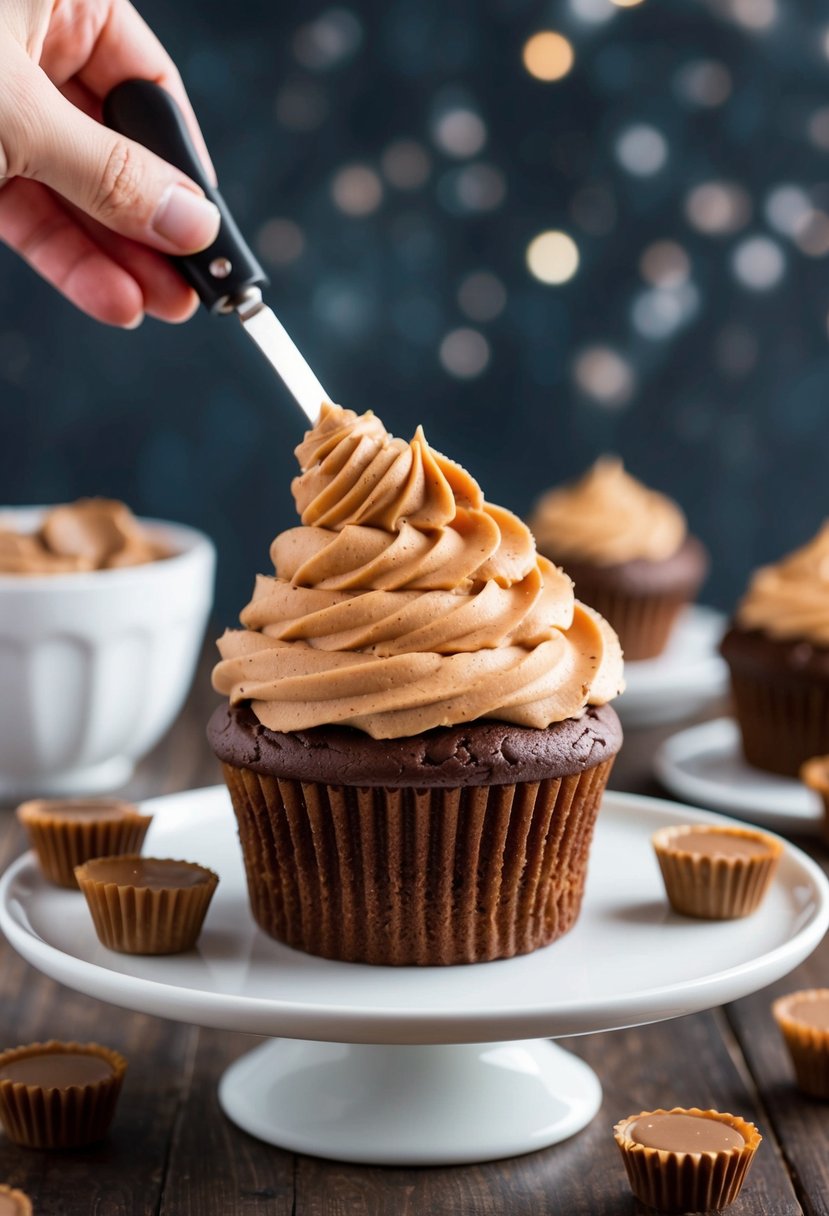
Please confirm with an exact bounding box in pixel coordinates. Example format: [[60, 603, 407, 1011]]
[[213, 404, 624, 739], [736, 522, 829, 646], [0, 499, 168, 574], [528, 457, 687, 566]]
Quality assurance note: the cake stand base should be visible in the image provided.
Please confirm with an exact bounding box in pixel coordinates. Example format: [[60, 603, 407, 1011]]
[[0, 756, 134, 799], [218, 1037, 602, 1165]]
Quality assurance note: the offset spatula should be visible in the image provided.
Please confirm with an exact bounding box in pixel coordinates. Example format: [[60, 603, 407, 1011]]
[[103, 79, 328, 423]]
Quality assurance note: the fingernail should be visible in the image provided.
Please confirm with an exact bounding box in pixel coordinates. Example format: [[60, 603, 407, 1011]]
[[152, 185, 220, 251], [123, 314, 144, 331]]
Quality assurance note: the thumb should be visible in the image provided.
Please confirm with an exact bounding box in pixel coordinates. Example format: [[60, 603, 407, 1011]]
[[12, 62, 221, 254]]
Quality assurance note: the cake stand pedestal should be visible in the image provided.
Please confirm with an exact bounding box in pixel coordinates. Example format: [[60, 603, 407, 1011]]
[[1, 786, 826, 1166]]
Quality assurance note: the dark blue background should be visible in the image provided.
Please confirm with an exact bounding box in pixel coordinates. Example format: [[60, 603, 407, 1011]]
[[1, 0, 827, 625]]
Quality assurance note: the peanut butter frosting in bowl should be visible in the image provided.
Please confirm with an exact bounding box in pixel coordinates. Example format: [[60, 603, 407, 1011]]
[[0, 498, 168, 575], [736, 521, 829, 646], [528, 456, 687, 566], [213, 403, 624, 740]]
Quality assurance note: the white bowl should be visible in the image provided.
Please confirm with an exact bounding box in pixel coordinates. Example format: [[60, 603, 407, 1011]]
[[0, 507, 215, 797]]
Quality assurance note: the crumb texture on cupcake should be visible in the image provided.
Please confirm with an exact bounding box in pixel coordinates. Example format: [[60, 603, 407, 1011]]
[[213, 404, 623, 739]]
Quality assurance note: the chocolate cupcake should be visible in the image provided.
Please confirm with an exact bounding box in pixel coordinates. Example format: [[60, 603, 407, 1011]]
[[76, 856, 218, 954], [614, 1107, 762, 1213], [652, 824, 782, 920], [528, 458, 708, 661], [772, 989, 829, 1098], [16, 797, 152, 889], [210, 404, 624, 966], [0, 1040, 126, 1149], [720, 523, 829, 777]]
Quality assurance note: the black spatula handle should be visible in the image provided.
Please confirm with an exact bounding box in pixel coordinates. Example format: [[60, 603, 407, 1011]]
[[103, 79, 268, 312]]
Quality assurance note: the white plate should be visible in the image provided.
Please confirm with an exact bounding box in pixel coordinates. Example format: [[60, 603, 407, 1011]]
[[616, 605, 728, 727], [1, 785, 825, 1044], [655, 718, 823, 835]]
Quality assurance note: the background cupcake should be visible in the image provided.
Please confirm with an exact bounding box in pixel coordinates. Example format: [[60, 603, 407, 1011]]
[[528, 458, 708, 661], [209, 404, 623, 967], [721, 523, 829, 777]]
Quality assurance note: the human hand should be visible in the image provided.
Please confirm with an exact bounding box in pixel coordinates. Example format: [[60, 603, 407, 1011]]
[[0, 0, 221, 328]]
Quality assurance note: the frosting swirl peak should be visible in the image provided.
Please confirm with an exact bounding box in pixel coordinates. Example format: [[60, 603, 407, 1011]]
[[528, 457, 687, 566], [213, 404, 623, 739], [737, 522, 829, 646]]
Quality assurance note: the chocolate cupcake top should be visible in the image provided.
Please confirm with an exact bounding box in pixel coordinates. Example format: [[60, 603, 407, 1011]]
[[528, 457, 687, 566], [736, 522, 829, 646], [213, 404, 623, 740], [0, 498, 168, 575]]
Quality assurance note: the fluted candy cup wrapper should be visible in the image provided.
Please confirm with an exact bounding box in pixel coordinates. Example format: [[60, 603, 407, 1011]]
[[614, 1108, 761, 1213], [16, 797, 153, 890], [209, 403, 624, 965], [721, 523, 829, 777], [528, 458, 708, 660], [0, 1040, 127, 1149], [652, 825, 782, 920], [772, 989, 829, 1098]]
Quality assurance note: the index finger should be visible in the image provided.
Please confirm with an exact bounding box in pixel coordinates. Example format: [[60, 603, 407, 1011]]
[[49, 0, 217, 185]]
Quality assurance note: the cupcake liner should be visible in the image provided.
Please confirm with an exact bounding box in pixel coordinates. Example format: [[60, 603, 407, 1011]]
[[614, 1107, 762, 1213], [0, 1186, 32, 1214], [726, 665, 829, 778], [16, 799, 152, 890], [565, 578, 686, 661], [221, 756, 615, 966], [652, 826, 782, 920], [75, 856, 218, 955], [0, 1041, 126, 1150], [772, 990, 829, 1098]]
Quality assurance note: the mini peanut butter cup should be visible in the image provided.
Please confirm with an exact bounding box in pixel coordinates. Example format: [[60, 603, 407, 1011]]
[[772, 988, 829, 1098], [16, 797, 153, 890], [652, 824, 782, 920], [800, 756, 829, 844], [614, 1107, 762, 1212], [0, 1186, 32, 1215], [0, 1040, 126, 1149], [75, 855, 218, 954]]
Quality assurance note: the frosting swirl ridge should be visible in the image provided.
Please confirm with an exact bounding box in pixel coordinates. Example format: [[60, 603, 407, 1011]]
[[737, 522, 829, 646], [213, 404, 624, 739], [528, 457, 687, 565]]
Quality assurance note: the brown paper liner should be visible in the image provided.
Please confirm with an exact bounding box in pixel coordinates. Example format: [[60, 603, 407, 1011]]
[[0, 1186, 32, 1215], [564, 578, 687, 661], [772, 989, 829, 1098], [800, 756, 829, 845], [652, 826, 781, 920], [614, 1108, 762, 1213], [0, 1041, 126, 1150], [75, 856, 218, 955], [16, 799, 152, 890], [725, 666, 829, 778], [221, 756, 614, 966]]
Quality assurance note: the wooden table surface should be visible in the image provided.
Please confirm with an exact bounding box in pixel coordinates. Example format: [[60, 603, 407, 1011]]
[[1, 663, 827, 1216]]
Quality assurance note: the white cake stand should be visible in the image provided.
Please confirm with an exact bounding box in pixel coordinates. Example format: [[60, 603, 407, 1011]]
[[1, 786, 826, 1166]]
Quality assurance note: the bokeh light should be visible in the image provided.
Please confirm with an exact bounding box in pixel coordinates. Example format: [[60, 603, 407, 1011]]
[[572, 347, 636, 407], [611, 0, 646, 7], [764, 185, 812, 237], [674, 59, 732, 107], [526, 231, 580, 284], [795, 212, 829, 258], [432, 109, 487, 159], [639, 240, 691, 287], [731, 236, 786, 290], [685, 182, 751, 234], [569, 0, 616, 23], [256, 219, 305, 267], [615, 125, 668, 175], [293, 8, 363, 70], [725, 0, 777, 31], [808, 108, 829, 151], [381, 140, 432, 190], [457, 272, 507, 322], [439, 328, 491, 378], [522, 32, 575, 82], [439, 164, 507, 213], [331, 165, 383, 216]]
